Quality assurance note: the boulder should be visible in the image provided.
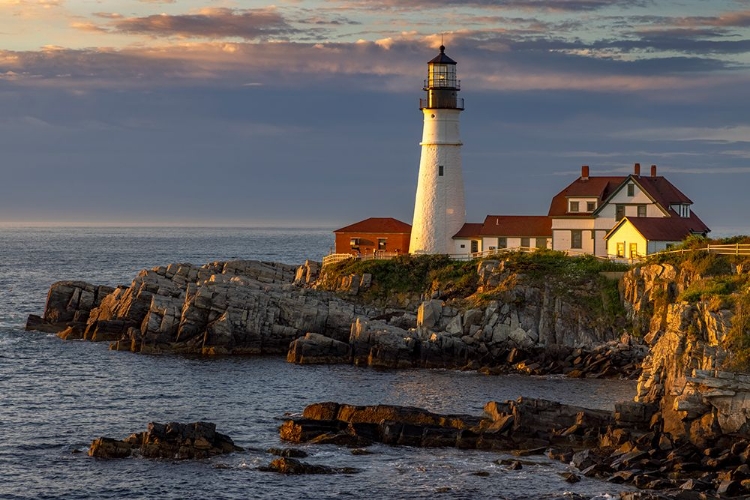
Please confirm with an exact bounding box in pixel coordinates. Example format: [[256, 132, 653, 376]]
[[26, 281, 114, 333], [287, 332, 351, 364], [89, 421, 241, 459], [259, 457, 359, 475]]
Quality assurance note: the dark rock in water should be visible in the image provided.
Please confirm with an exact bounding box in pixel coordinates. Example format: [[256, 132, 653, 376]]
[[559, 472, 580, 483], [279, 398, 619, 456], [259, 457, 359, 475], [350, 448, 373, 455], [88, 421, 242, 459], [266, 447, 308, 458], [287, 333, 351, 365]]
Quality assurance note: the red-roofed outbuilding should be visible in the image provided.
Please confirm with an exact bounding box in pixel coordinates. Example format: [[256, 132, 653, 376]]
[[333, 217, 411, 256]]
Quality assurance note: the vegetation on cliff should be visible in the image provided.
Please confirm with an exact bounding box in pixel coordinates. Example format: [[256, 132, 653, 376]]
[[645, 235, 750, 369], [320, 254, 478, 304], [320, 250, 630, 321]]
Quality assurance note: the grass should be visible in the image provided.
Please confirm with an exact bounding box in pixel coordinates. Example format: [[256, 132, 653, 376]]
[[322, 254, 478, 303]]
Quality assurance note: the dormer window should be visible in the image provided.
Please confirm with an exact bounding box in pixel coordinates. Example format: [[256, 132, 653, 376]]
[[569, 201, 580, 212], [627, 184, 635, 196], [587, 201, 596, 212]]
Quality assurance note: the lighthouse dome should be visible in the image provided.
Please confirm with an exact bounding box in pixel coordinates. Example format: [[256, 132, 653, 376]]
[[428, 45, 457, 65]]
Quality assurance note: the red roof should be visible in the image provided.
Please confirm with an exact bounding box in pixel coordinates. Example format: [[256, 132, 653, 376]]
[[452, 222, 484, 239], [548, 176, 625, 217], [479, 215, 552, 237], [334, 217, 411, 234], [607, 214, 710, 242], [634, 176, 693, 207]]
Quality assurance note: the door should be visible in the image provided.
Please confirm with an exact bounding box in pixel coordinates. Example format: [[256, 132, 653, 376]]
[[629, 243, 638, 259]]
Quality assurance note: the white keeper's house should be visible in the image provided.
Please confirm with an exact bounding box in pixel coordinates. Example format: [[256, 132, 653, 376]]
[[453, 163, 710, 259]]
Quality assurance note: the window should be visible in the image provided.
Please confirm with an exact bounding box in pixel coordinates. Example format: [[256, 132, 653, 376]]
[[587, 201, 596, 212], [498, 238, 507, 249], [460, 244, 465, 249], [569, 201, 579, 212], [521, 237, 530, 249], [349, 238, 360, 247], [438, 165, 444, 176], [615, 205, 625, 221], [629, 243, 638, 259], [470, 240, 479, 253], [535, 238, 546, 249], [378, 238, 387, 250], [616, 242, 625, 258], [571, 230, 582, 249], [627, 184, 634, 196], [637, 205, 646, 218]]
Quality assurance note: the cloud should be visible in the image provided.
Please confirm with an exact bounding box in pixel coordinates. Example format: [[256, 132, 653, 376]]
[[676, 10, 750, 28], [613, 125, 750, 143], [660, 166, 750, 174], [0, 32, 744, 95], [328, 0, 650, 12], [107, 7, 298, 40]]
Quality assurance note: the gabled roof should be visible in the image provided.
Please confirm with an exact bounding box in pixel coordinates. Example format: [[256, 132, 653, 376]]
[[453, 222, 483, 239], [479, 215, 552, 237], [594, 174, 693, 217], [606, 214, 710, 242], [548, 176, 626, 217], [635, 176, 693, 206], [334, 217, 411, 234]]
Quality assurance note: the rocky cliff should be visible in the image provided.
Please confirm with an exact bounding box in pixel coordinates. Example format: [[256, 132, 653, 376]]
[[622, 259, 750, 448], [27, 254, 643, 375], [27, 260, 380, 355]]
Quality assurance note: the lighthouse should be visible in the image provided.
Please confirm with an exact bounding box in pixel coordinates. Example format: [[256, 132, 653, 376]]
[[409, 45, 465, 255]]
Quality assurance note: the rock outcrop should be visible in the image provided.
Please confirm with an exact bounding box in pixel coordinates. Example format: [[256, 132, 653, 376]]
[[281, 399, 750, 497], [25, 281, 114, 334], [28, 260, 380, 355], [27, 257, 645, 378], [88, 421, 242, 459]]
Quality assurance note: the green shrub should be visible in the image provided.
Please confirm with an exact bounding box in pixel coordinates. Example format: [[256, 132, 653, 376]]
[[679, 276, 741, 303]]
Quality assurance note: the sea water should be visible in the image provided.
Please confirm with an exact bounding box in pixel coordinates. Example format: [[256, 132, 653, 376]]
[[0, 227, 635, 499]]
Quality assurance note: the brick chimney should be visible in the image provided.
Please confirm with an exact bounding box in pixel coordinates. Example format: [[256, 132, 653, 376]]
[[581, 165, 589, 180], [651, 164, 657, 177], [634, 163, 641, 176]]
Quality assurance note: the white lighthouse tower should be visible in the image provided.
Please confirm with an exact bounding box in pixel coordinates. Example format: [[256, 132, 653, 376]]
[[409, 45, 465, 255]]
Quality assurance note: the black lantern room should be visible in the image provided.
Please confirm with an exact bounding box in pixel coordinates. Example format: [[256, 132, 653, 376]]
[[420, 45, 464, 110]]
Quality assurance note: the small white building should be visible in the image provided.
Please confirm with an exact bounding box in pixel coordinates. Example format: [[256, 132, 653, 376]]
[[452, 215, 552, 256]]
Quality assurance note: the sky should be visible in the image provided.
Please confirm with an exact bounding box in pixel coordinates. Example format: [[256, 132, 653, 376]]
[[1, 0, 750, 235]]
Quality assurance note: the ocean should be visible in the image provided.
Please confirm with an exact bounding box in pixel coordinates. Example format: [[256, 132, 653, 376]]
[[0, 226, 637, 499]]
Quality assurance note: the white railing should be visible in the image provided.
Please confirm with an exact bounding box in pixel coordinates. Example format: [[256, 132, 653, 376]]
[[322, 253, 355, 267], [322, 243, 750, 268], [322, 251, 403, 267]]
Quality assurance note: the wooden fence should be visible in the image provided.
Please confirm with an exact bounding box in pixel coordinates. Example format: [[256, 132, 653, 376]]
[[656, 243, 750, 258], [322, 243, 750, 267]]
